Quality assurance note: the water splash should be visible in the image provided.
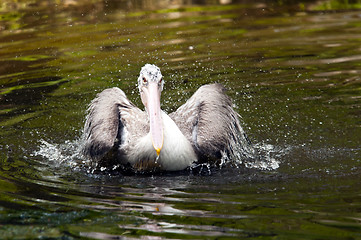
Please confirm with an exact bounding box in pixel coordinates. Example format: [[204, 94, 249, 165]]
[[243, 143, 285, 171], [32, 139, 90, 172], [33, 138, 284, 174]]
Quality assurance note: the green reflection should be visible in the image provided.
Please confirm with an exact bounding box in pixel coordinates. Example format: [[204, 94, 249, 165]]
[[312, 0, 361, 10], [0, 0, 360, 239]]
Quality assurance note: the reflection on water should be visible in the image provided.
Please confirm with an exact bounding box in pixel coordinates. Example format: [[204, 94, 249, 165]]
[[0, 0, 361, 239]]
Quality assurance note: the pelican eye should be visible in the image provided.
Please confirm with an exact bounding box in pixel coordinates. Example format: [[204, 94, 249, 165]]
[[142, 77, 147, 84], [158, 78, 163, 86]]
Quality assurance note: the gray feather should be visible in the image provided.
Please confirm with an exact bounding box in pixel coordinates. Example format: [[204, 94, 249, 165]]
[[83, 87, 133, 161], [170, 83, 254, 161]]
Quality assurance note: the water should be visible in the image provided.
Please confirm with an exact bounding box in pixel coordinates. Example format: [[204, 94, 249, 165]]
[[1, 0, 360, 239]]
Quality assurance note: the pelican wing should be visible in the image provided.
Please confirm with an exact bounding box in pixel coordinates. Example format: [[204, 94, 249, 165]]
[[82, 87, 139, 161], [170, 83, 252, 161]]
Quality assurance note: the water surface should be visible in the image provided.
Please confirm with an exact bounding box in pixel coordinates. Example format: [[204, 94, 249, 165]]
[[0, 0, 360, 239]]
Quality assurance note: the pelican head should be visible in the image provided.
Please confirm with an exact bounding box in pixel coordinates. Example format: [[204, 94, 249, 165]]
[[138, 64, 164, 156]]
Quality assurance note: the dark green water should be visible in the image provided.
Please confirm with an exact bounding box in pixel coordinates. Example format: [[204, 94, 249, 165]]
[[1, 0, 360, 239]]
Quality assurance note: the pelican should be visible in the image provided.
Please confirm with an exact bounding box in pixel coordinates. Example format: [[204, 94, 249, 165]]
[[82, 64, 254, 172]]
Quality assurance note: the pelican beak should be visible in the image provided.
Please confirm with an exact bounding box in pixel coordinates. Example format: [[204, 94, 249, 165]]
[[146, 82, 163, 156]]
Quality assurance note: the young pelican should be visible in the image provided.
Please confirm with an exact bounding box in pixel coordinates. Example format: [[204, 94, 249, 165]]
[[82, 64, 253, 172]]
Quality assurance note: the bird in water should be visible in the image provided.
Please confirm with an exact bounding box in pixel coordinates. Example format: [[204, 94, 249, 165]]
[[82, 64, 254, 172]]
